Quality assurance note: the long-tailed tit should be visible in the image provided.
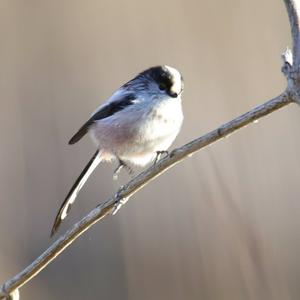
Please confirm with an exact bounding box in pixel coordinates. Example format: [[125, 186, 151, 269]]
[[51, 65, 184, 236]]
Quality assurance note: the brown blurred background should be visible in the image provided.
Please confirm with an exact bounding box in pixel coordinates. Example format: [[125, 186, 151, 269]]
[[1, 0, 299, 299]]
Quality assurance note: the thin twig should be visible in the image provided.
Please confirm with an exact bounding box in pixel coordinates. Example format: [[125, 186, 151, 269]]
[[0, 92, 295, 299], [1, 0, 300, 298], [284, 0, 300, 66]]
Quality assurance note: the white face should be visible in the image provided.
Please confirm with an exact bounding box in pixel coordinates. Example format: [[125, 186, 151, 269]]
[[164, 65, 183, 96]]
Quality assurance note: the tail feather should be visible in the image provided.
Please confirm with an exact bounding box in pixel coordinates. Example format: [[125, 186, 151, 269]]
[[51, 150, 101, 237]]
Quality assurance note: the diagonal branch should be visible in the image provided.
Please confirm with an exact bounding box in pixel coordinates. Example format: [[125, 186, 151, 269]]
[[1, 0, 300, 298], [0, 91, 295, 299]]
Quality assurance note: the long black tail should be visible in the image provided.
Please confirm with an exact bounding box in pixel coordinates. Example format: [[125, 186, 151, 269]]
[[51, 150, 101, 237]]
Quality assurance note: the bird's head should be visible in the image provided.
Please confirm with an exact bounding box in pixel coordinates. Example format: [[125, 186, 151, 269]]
[[125, 65, 184, 99]]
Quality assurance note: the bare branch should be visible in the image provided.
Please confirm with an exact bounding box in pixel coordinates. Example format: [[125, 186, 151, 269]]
[[1, 0, 300, 298], [284, 0, 300, 66], [0, 91, 294, 299], [283, 0, 300, 101]]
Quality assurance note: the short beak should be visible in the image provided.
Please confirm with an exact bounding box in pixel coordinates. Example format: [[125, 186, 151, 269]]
[[170, 89, 183, 98], [169, 92, 178, 98]]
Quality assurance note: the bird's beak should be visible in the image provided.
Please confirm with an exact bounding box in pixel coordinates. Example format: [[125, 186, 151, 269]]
[[169, 91, 178, 98]]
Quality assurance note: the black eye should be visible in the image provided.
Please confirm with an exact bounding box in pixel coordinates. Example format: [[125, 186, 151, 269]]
[[159, 83, 167, 91]]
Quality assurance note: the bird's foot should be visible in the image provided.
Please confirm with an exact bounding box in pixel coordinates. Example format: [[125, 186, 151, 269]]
[[153, 150, 169, 165], [113, 158, 134, 180], [112, 195, 129, 215]]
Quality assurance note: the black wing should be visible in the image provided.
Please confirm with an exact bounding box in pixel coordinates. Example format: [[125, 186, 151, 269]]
[[68, 93, 136, 145]]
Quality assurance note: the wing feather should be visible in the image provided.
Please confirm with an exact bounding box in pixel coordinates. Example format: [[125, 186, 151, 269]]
[[68, 93, 136, 145]]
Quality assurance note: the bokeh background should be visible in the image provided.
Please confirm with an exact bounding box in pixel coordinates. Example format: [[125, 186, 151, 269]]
[[1, 0, 299, 299]]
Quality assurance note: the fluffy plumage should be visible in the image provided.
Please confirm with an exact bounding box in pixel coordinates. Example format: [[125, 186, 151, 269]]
[[51, 65, 184, 236]]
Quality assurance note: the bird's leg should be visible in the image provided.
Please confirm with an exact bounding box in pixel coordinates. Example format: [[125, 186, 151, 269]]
[[113, 159, 124, 178], [153, 150, 169, 165], [112, 193, 129, 215], [113, 158, 134, 180]]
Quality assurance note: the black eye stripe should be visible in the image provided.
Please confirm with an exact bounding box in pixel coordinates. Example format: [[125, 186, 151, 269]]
[[138, 66, 173, 91], [159, 83, 167, 90], [123, 65, 182, 94]]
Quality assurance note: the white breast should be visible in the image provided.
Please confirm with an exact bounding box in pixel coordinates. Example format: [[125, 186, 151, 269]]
[[147, 97, 183, 137], [90, 96, 183, 166], [136, 97, 183, 156]]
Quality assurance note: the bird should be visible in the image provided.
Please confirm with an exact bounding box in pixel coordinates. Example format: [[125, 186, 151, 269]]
[[51, 65, 184, 236]]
